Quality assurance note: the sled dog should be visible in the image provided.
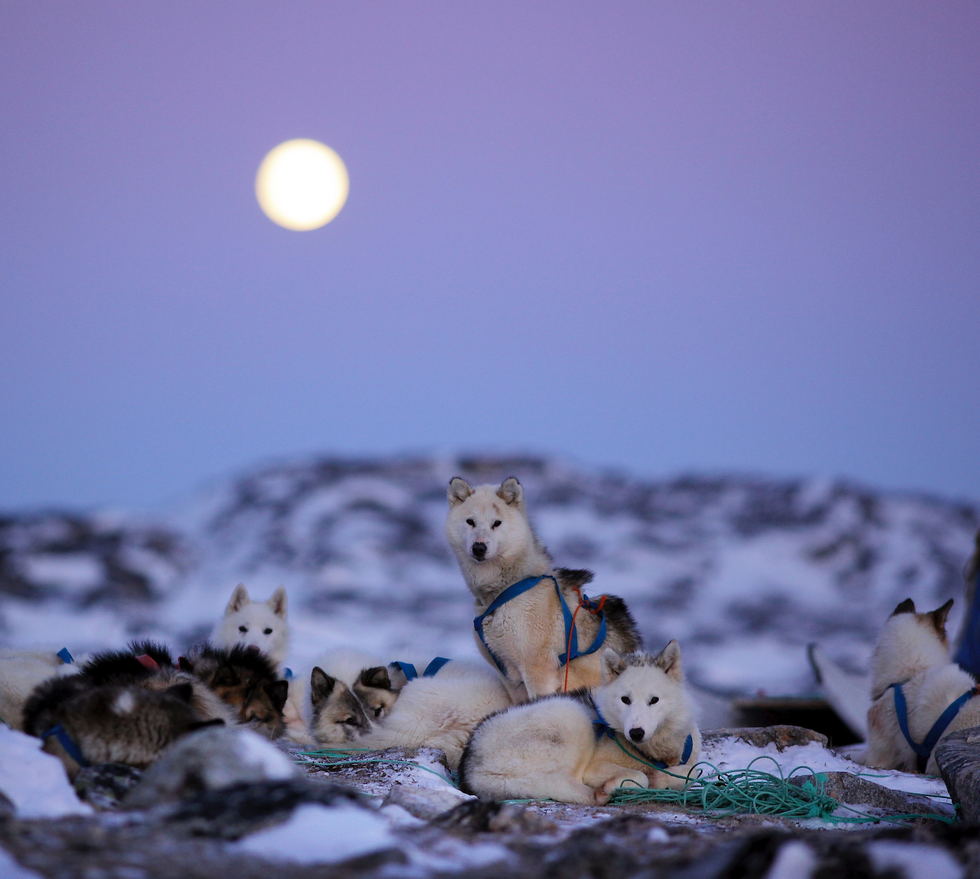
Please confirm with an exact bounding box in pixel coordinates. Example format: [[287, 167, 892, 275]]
[[212, 584, 290, 674], [81, 640, 238, 727], [863, 598, 980, 775], [0, 648, 83, 731], [22, 674, 219, 778], [459, 642, 700, 804], [282, 648, 400, 746], [356, 660, 513, 769], [183, 643, 289, 737], [446, 476, 641, 701]]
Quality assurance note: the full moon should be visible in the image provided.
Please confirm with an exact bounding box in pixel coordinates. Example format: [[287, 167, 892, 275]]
[[255, 139, 349, 231]]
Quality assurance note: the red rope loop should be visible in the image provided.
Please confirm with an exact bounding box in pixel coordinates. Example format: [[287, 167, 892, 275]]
[[562, 588, 608, 692]]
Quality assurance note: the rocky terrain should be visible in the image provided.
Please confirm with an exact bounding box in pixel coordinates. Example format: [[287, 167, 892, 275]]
[[1, 454, 979, 877]]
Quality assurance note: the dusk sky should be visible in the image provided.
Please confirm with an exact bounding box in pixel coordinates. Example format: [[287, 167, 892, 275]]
[[1, 3, 978, 510]]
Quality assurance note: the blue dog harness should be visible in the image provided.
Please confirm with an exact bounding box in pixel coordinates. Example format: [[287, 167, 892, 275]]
[[473, 575, 608, 677], [392, 657, 452, 681], [890, 681, 980, 772], [41, 724, 89, 768], [592, 705, 694, 770]]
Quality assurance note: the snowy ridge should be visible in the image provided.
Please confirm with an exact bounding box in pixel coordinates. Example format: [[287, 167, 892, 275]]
[[1, 454, 977, 696]]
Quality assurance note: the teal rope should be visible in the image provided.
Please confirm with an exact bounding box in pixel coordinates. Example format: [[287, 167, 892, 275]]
[[605, 754, 955, 825]]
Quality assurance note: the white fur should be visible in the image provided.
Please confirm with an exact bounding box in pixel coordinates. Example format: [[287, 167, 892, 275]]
[[460, 643, 701, 805], [212, 584, 290, 673], [0, 649, 82, 731], [356, 660, 513, 769], [863, 599, 979, 775]]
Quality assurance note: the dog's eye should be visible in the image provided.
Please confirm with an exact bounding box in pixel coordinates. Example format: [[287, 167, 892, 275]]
[[373, 706, 383, 718], [263, 628, 273, 635], [340, 717, 357, 726], [621, 696, 631, 705], [648, 696, 659, 706], [239, 625, 248, 633], [466, 518, 475, 527], [492, 520, 502, 528]]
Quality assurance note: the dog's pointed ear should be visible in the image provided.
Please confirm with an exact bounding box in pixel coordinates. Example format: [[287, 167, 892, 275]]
[[358, 666, 391, 691], [655, 640, 684, 682], [268, 586, 288, 619], [448, 477, 474, 506], [891, 598, 916, 616], [601, 647, 626, 681], [266, 680, 289, 713], [166, 682, 195, 705], [226, 583, 250, 614], [310, 667, 337, 706], [497, 477, 523, 507], [930, 598, 954, 635]]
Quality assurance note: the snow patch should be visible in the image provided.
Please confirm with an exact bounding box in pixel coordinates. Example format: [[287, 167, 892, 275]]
[[0, 727, 92, 818], [231, 802, 396, 864]]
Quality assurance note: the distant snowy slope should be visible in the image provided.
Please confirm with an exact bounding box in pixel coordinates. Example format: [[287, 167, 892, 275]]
[[1, 455, 977, 696]]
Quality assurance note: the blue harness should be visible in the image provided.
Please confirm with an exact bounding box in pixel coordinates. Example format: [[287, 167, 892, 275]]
[[473, 575, 608, 677], [890, 681, 980, 772], [57, 648, 74, 665], [392, 657, 452, 681], [593, 705, 694, 770], [41, 724, 89, 768]]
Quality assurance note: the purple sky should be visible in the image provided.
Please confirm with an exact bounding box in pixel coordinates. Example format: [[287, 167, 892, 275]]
[[1, 3, 978, 510]]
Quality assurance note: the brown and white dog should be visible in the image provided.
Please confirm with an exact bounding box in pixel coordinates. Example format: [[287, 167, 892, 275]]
[[863, 598, 980, 775], [445, 476, 641, 703]]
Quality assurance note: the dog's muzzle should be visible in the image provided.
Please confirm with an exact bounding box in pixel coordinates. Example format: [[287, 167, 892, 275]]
[[471, 542, 487, 560], [629, 727, 645, 743]]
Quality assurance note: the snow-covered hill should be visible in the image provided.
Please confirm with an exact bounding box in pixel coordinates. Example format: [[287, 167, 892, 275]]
[[1, 455, 977, 696]]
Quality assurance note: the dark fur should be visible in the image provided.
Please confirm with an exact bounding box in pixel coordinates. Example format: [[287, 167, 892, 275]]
[[80, 640, 175, 686], [185, 642, 287, 736], [23, 675, 218, 775], [554, 568, 642, 655]]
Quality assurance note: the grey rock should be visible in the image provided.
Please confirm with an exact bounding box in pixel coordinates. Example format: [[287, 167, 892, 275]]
[[74, 762, 143, 810], [432, 799, 557, 835], [163, 778, 365, 840], [123, 727, 298, 809], [788, 771, 938, 815], [936, 725, 980, 825], [702, 725, 829, 751], [382, 783, 475, 820]]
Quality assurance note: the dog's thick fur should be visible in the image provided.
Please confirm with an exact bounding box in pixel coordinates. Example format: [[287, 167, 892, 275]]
[[863, 598, 980, 775], [183, 642, 288, 737], [21, 674, 217, 778], [280, 648, 400, 747], [356, 660, 513, 769], [446, 477, 641, 701], [82, 640, 238, 727], [459, 642, 700, 804], [212, 584, 290, 674]]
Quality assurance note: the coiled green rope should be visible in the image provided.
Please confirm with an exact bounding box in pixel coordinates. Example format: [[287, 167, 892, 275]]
[[606, 746, 956, 825]]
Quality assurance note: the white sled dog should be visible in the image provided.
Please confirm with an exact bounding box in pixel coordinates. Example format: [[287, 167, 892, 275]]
[[459, 642, 701, 804], [446, 476, 641, 702], [356, 660, 513, 769], [0, 648, 83, 731], [212, 584, 290, 673], [863, 598, 980, 775]]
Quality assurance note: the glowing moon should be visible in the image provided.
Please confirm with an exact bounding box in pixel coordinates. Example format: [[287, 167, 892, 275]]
[[255, 139, 349, 231]]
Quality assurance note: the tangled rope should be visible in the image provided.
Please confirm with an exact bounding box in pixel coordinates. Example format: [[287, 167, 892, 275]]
[[606, 754, 956, 825]]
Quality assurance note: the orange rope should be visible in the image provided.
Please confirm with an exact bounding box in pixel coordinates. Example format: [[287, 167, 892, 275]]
[[562, 588, 608, 692]]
